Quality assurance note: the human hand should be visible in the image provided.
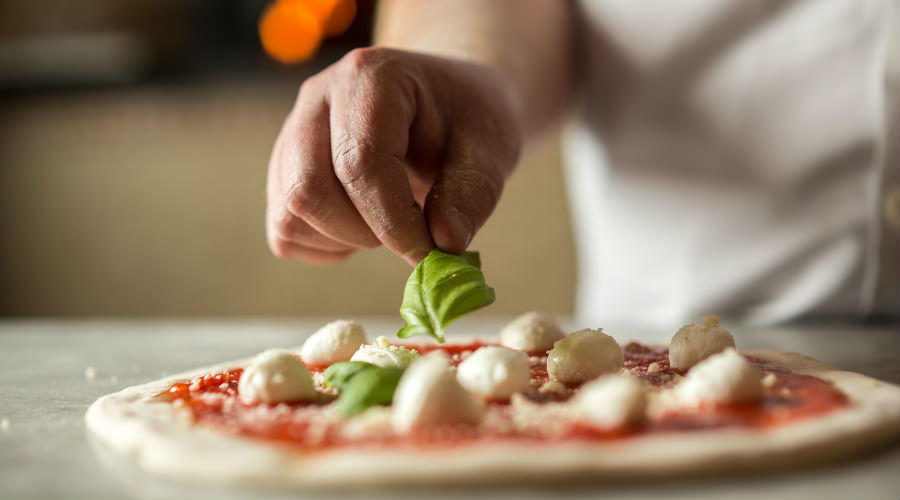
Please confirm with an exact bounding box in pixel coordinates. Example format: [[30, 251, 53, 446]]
[[266, 47, 521, 266]]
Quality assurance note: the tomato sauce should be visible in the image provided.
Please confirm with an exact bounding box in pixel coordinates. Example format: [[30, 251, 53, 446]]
[[160, 341, 848, 450]]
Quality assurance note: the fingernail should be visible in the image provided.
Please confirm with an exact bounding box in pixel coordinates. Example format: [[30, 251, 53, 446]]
[[403, 247, 431, 266], [445, 207, 473, 250]]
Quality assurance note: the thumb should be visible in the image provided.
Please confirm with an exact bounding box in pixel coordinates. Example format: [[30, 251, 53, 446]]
[[423, 134, 512, 255]]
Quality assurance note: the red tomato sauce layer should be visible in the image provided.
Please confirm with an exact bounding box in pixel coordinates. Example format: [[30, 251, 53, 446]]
[[160, 341, 848, 450]]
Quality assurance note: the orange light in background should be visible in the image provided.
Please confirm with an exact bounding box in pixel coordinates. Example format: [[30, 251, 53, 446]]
[[259, 1, 322, 64], [304, 0, 357, 37], [259, 0, 357, 64]]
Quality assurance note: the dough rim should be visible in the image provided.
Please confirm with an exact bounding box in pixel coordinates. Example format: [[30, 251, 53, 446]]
[[84, 349, 900, 488]]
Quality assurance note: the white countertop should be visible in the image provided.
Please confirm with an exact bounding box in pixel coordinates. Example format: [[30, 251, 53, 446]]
[[0, 317, 898, 499]]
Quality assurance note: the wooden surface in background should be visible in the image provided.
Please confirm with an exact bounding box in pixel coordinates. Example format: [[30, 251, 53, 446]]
[[0, 82, 575, 316]]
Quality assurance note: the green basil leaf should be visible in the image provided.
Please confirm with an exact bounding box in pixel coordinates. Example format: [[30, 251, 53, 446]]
[[322, 361, 375, 390], [336, 365, 405, 417], [397, 249, 496, 343]]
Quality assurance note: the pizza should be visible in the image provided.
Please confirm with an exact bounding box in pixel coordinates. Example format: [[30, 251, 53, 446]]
[[85, 313, 900, 488]]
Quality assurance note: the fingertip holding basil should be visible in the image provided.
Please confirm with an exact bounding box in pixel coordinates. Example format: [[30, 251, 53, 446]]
[[397, 249, 496, 344], [324, 361, 405, 417]]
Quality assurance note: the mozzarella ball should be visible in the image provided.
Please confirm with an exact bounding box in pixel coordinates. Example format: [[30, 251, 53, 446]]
[[456, 346, 531, 400], [500, 311, 565, 353], [547, 328, 624, 384], [678, 348, 763, 405], [299, 319, 368, 366], [350, 336, 420, 368], [668, 315, 735, 370], [238, 349, 315, 404], [392, 352, 484, 432], [571, 375, 647, 427]]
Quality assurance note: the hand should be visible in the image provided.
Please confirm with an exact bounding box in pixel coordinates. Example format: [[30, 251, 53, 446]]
[[266, 47, 521, 266]]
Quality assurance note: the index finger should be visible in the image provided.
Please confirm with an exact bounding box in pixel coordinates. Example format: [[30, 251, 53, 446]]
[[327, 56, 434, 265]]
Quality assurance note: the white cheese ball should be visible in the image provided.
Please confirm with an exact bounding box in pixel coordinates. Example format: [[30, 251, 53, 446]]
[[392, 352, 484, 432], [350, 336, 420, 368], [456, 346, 530, 400], [668, 315, 735, 370], [547, 328, 624, 384], [678, 348, 763, 406], [500, 311, 565, 353], [238, 349, 315, 404], [299, 319, 368, 366], [571, 375, 647, 427]]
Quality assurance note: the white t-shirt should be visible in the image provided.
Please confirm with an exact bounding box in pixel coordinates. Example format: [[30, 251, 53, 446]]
[[563, 0, 899, 329]]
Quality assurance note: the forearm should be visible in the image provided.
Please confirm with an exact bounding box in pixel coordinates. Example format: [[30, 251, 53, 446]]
[[374, 0, 573, 144]]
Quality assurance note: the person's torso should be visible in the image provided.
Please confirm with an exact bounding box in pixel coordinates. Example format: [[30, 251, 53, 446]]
[[563, 0, 899, 328]]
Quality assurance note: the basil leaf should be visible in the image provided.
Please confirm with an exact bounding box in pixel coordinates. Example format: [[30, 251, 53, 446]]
[[397, 249, 496, 343], [322, 361, 374, 390], [324, 362, 406, 418], [335, 365, 405, 417]]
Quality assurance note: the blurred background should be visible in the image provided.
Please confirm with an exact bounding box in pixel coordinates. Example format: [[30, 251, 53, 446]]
[[0, 0, 575, 317]]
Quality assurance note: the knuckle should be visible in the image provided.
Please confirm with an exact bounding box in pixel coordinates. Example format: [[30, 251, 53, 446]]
[[272, 209, 303, 241], [339, 48, 415, 112], [332, 135, 378, 187], [268, 237, 294, 260], [284, 179, 325, 221], [296, 74, 321, 102], [341, 47, 390, 75]]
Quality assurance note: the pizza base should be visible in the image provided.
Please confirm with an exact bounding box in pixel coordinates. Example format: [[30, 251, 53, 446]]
[[84, 350, 900, 488]]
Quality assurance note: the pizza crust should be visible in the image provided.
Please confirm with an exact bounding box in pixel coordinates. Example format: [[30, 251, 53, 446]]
[[85, 349, 900, 488]]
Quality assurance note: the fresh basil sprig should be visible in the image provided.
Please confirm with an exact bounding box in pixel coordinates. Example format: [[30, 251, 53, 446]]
[[323, 361, 404, 417], [397, 249, 496, 344]]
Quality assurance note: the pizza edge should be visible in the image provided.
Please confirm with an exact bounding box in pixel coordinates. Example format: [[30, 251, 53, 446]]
[[84, 348, 900, 488]]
